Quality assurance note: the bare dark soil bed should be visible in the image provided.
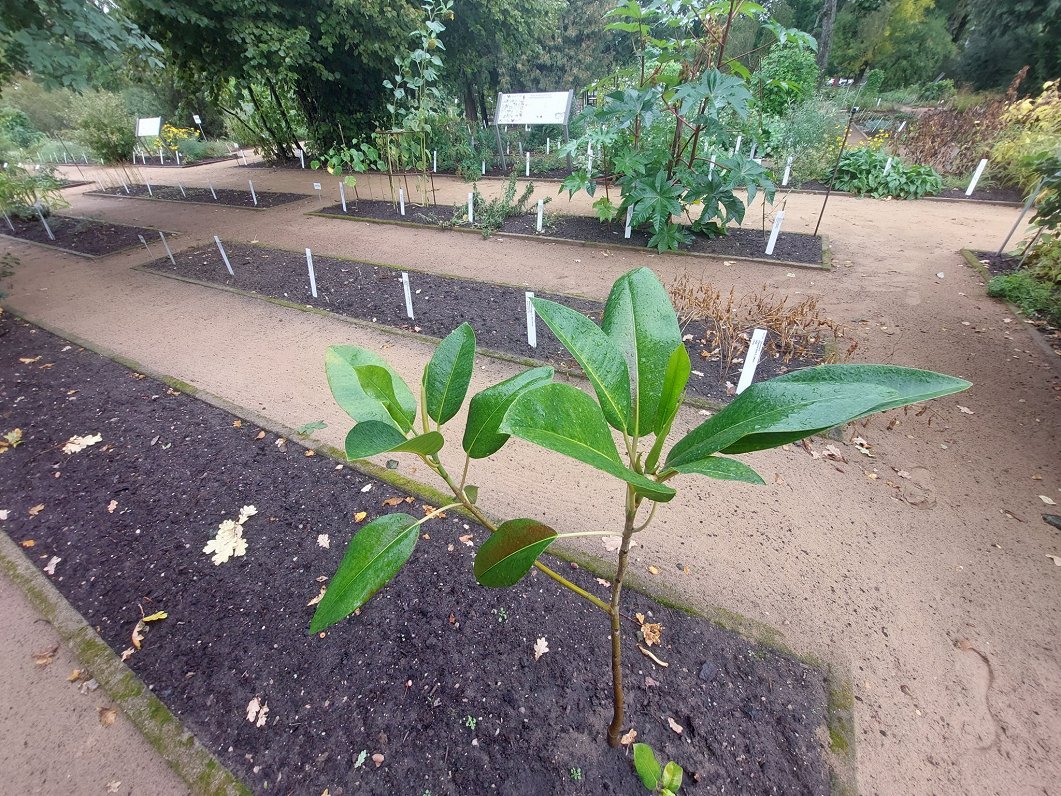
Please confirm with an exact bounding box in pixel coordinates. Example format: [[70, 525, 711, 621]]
[[123, 154, 237, 169], [142, 242, 826, 404], [316, 200, 825, 266], [0, 214, 163, 256], [795, 179, 1022, 204], [0, 313, 831, 795], [971, 250, 1021, 278], [89, 184, 305, 209]]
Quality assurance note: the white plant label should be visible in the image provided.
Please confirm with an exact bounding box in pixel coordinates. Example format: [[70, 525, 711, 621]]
[[177, 181, 187, 197], [248, 180, 258, 206], [536, 198, 544, 232], [625, 205, 633, 239], [158, 147, 165, 165], [781, 155, 794, 187], [966, 158, 988, 196], [297, 149, 305, 169], [313, 182, 321, 191], [401, 272, 414, 319], [467, 192, 474, 224], [765, 210, 785, 255], [399, 187, 406, 216], [35, 206, 54, 240], [214, 236, 234, 276], [481, 159, 486, 176], [208, 182, 217, 200], [339, 181, 347, 212], [159, 231, 175, 265], [546, 138, 550, 154], [432, 150, 437, 172], [145, 177, 153, 196], [175, 149, 181, 165], [525, 152, 530, 177], [883, 156, 893, 175], [736, 328, 768, 394], [305, 248, 318, 298], [526, 292, 537, 348], [732, 135, 742, 156]]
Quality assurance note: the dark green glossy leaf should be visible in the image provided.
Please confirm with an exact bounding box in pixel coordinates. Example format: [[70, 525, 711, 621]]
[[310, 513, 419, 632], [424, 322, 475, 425], [601, 268, 682, 436], [667, 365, 971, 467], [344, 421, 443, 460], [633, 744, 661, 790], [462, 367, 553, 458], [500, 383, 675, 502], [355, 365, 414, 432], [325, 345, 416, 430], [531, 298, 631, 432], [473, 519, 557, 588], [668, 455, 764, 484]]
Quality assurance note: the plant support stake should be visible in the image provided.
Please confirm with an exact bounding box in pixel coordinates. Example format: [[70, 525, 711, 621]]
[[249, 180, 258, 206], [736, 328, 768, 394], [339, 182, 347, 213], [401, 272, 414, 319], [814, 106, 858, 237], [525, 291, 537, 348], [214, 235, 234, 276], [306, 248, 318, 298], [536, 199, 544, 233], [765, 210, 785, 255], [966, 159, 988, 197], [781, 155, 793, 187], [158, 231, 175, 265]]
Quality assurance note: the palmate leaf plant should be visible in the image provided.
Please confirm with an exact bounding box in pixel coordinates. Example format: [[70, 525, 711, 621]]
[[310, 266, 970, 749]]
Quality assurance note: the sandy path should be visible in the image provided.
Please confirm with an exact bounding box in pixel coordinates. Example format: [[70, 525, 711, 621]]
[[2, 159, 1058, 795]]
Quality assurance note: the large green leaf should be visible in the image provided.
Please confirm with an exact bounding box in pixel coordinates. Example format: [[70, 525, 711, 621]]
[[667, 455, 764, 484], [633, 744, 661, 790], [667, 365, 971, 467], [345, 421, 443, 460], [325, 345, 416, 430], [531, 298, 631, 432], [310, 513, 419, 633], [355, 365, 414, 432], [462, 367, 553, 459], [500, 383, 675, 502], [600, 268, 681, 437], [473, 519, 557, 587], [423, 322, 476, 425], [655, 343, 691, 434]]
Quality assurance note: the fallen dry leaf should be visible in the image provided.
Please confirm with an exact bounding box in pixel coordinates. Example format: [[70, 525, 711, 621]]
[[255, 431, 266, 440], [620, 728, 637, 746], [422, 504, 447, 518], [142, 610, 168, 623], [232, 420, 242, 428], [131, 620, 146, 650], [19, 539, 34, 548], [458, 534, 474, 546], [957, 405, 975, 415], [595, 578, 610, 587], [667, 717, 684, 734], [304, 450, 315, 457], [43, 556, 60, 575], [533, 637, 550, 660], [1040, 495, 1057, 506], [307, 585, 326, 606], [62, 433, 102, 454], [381, 496, 404, 507], [372, 753, 384, 768], [106, 782, 121, 794], [317, 533, 330, 549], [638, 645, 669, 667], [32, 645, 58, 667], [29, 503, 45, 517], [107, 499, 118, 513], [641, 622, 663, 647], [354, 511, 367, 523], [1047, 555, 1061, 567], [19, 356, 40, 364], [98, 706, 117, 727], [246, 696, 269, 728], [647, 565, 660, 575], [120, 648, 135, 661]]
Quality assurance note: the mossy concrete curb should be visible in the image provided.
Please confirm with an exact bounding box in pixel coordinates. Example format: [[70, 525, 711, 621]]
[[3, 307, 859, 794], [0, 533, 249, 796], [305, 210, 832, 271]]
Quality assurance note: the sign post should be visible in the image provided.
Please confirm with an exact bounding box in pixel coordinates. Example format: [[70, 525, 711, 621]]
[[192, 114, 207, 140], [134, 117, 162, 168], [493, 91, 574, 173]]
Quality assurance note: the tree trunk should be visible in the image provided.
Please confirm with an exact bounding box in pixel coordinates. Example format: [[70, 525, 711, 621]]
[[463, 78, 478, 125], [816, 0, 838, 71]]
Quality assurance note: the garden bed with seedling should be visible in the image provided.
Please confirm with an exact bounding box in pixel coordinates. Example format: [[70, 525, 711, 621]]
[[313, 200, 826, 267], [0, 312, 834, 795], [792, 179, 1023, 205], [123, 154, 239, 169], [88, 184, 305, 209], [0, 215, 171, 258], [141, 243, 842, 404]]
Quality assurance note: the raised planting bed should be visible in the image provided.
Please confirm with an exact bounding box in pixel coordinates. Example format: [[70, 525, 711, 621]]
[[88, 184, 305, 209], [792, 179, 1023, 205], [0, 214, 174, 258], [141, 242, 832, 405], [312, 200, 826, 268], [124, 154, 239, 169], [0, 312, 834, 795]]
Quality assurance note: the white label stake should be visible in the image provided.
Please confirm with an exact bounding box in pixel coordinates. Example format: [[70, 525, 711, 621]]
[[1, 209, 13, 231], [782, 155, 794, 187], [525, 152, 530, 177], [401, 272, 414, 319], [624, 205, 633, 239], [467, 192, 474, 224], [432, 150, 437, 173], [214, 236, 234, 276], [298, 149, 305, 169], [339, 182, 347, 212], [159, 147, 165, 165], [177, 181, 187, 197], [765, 210, 785, 255], [145, 177, 153, 197], [399, 187, 406, 216], [305, 248, 318, 298], [175, 149, 181, 166], [159, 231, 175, 264], [536, 199, 544, 232], [883, 157, 893, 176], [248, 180, 258, 206], [120, 174, 130, 194], [966, 158, 988, 197], [736, 328, 768, 394], [481, 159, 486, 176], [732, 135, 743, 156], [525, 292, 537, 348], [313, 182, 321, 200], [546, 138, 550, 154], [208, 182, 217, 201]]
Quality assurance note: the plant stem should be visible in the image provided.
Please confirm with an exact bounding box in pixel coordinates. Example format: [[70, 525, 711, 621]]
[[607, 486, 638, 747]]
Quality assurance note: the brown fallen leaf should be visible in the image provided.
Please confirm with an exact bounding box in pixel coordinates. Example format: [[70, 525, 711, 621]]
[[304, 450, 315, 457], [28, 503, 45, 517], [307, 585, 326, 606], [67, 669, 82, 682], [19, 539, 34, 548], [120, 648, 135, 661], [372, 753, 384, 768], [232, 420, 242, 428], [32, 645, 59, 667], [458, 534, 474, 546], [620, 728, 637, 746], [647, 565, 660, 575], [98, 707, 117, 727], [641, 622, 663, 647], [638, 645, 669, 667], [381, 496, 404, 507], [19, 356, 40, 364], [255, 431, 266, 440], [422, 504, 447, 518], [667, 717, 684, 734], [107, 499, 118, 513], [353, 511, 367, 523]]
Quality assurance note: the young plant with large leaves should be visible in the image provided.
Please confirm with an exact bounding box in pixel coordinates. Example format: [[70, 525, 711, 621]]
[[312, 266, 970, 751]]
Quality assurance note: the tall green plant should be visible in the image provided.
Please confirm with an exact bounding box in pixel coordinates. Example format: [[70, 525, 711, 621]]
[[310, 266, 970, 749]]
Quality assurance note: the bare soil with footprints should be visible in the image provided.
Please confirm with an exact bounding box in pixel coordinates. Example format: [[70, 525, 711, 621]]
[[1, 157, 1058, 796]]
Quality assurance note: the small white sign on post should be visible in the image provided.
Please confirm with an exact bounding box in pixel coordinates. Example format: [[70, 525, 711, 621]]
[[525, 152, 530, 177], [399, 187, 406, 216], [883, 156, 893, 175], [214, 235, 234, 276], [339, 182, 347, 212], [248, 180, 258, 206], [765, 210, 785, 255], [159, 231, 175, 264], [966, 158, 988, 197], [467, 192, 474, 224], [401, 272, 414, 319], [305, 248, 318, 298], [192, 114, 202, 125], [135, 117, 162, 138], [624, 205, 633, 239], [313, 182, 322, 200], [525, 292, 537, 348], [536, 198, 544, 232], [208, 182, 218, 201], [495, 92, 572, 125], [782, 155, 794, 187], [736, 328, 768, 395]]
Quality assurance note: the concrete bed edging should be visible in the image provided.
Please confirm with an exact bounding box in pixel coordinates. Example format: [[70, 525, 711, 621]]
[[1, 305, 859, 795], [0, 216, 181, 261], [82, 191, 309, 212]]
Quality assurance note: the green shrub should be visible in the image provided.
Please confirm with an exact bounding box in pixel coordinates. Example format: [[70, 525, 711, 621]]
[[72, 92, 135, 164], [919, 79, 955, 103], [175, 138, 232, 161], [987, 269, 1061, 328], [831, 147, 942, 199], [764, 97, 847, 183], [0, 165, 68, 219], [863, 69, 885, 95], [0, 107, 41, 149], [755, 43, 820, 118]]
